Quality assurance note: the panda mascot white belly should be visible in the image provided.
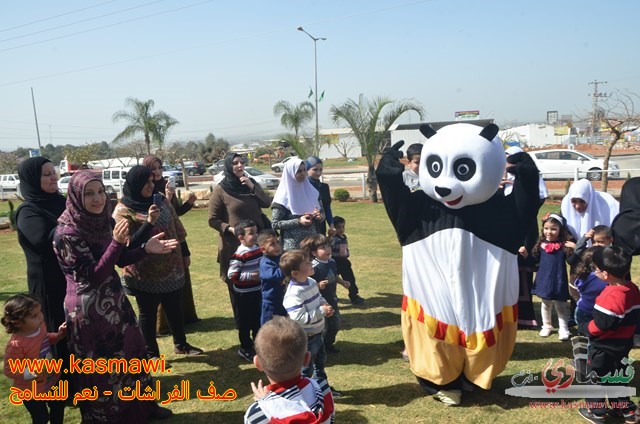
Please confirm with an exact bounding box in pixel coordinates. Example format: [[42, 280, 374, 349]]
[[377, 123, 541, 397]]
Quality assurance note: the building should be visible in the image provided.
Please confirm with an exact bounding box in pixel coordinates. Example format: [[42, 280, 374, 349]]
[[390, 119, 495, 154]]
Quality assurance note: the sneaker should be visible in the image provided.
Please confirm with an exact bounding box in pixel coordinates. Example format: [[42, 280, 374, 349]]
[[150, 405, 173, 420], [609, 409, 640, 424], [237, 348, 254, 362], [539, 328, 552, 338], [174, 343, 203, 356], [325, 345, 340, 354], [401, 351, 410, 362], [433, 389, 461, 406], [559, 332, 570, 341], [350, 295, 365, 305], [578, 408, 605, 423], [330, 386, 343, 398]]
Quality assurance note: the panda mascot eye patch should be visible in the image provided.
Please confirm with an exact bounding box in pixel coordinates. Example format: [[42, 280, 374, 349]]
[[453, 158, 475, 181], [426, 155, 443, 178]]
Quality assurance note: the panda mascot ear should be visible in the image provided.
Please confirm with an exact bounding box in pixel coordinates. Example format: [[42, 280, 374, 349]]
[[420, 124, 437, 139], [479, 124, 499, 141]]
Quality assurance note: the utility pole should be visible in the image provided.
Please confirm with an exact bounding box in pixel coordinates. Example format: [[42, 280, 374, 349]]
[[31, 87, 43, 154], [588, 80, 607, 143]]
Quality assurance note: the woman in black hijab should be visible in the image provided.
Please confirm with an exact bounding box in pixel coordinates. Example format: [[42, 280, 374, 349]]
[[612, 177, 640, 256], [15, 157, 67, 335]]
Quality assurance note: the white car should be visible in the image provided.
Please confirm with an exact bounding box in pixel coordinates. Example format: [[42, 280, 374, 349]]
[[270, 156, 299, 173], [57, 176, 71, 194], [529, 149, 620, 181], [212, 167, 280, 190]]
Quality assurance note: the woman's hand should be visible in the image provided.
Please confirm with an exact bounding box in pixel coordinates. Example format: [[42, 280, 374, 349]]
[[312, 207, 322, 221], [165, 180, 175, 201], [239, 175, 255, 191], [144, 232, 179, 254], [518, 245, 528, 258], [299, 214, 313, 227], [113, 219, 129, 244], [147, 204, 160, 225], [327, 225, 336, 237], [187, 192, 197, 205]]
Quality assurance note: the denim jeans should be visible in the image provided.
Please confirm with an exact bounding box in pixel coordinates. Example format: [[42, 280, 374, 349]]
[[302, 333, 327, 381]]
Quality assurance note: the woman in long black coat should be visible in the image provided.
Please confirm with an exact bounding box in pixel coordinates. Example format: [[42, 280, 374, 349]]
[[15, 157, 68, 350]]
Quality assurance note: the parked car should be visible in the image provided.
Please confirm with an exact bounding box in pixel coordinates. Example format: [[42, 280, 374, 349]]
[[182, 161, 206, 176], [101, 167, 130, 194], [162, 165, 184, 187], [58, 176, 71, 194], [208, 159, 226, 175], [270, 156, 299, 173], [212, 167, 280, 190], [0, 174, 20, 190], [529, 149, 620, 181]]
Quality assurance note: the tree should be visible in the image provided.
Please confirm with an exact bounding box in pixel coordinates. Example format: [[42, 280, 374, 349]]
[[112, 97, 179, 155], [278, 133, 310, 158], [330, 94, 424, 202], [333, 136, 356, 158], [201, 133, 230, 162], [111, 139, 148, 162], [597, 90, 640, 192], [273, 100, 315, 143], [0, 151, 20, 173], [64, 144, 100, 167]]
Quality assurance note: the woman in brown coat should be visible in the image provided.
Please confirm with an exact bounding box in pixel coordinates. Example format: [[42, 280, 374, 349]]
[[208, 153, 272, 308]]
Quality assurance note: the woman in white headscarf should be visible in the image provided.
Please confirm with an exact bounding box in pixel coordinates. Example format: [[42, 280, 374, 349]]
[[561, 179, 619, 240], [271, 157, 324, 251]]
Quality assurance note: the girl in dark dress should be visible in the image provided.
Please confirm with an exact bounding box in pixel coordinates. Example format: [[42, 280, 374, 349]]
[[15, 157, 67, 351], [523, 213, 575, 341]]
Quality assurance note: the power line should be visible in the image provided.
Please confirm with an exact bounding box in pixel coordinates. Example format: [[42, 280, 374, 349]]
[[0, 0, 429, 85], [0, 0, 218, 53], [0, 0, 118, 33], [0, 0, 167, 43]]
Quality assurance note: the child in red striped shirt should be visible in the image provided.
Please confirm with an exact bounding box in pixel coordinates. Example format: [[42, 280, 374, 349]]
[[244, 316, 334, 424], [2, 294, 66, 424]]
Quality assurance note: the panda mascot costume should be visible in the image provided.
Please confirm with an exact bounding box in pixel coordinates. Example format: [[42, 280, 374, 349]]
[[376, 123, 541, 405]]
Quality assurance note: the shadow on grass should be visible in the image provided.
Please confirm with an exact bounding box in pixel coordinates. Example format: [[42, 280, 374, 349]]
[[326, 340, 405, 367], [183, 315, 237, 333], [511, 341, 573, 361], [342, 310, 400, 329], [171, 410, 245, 423], [338, 382, 424, 407], [0, 290, 24, 302], [335, 408, 369, 423], [339, 292, 403, 309]]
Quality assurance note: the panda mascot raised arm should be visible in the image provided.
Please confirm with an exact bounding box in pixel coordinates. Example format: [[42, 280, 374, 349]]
[[376, 123, 540, 405]]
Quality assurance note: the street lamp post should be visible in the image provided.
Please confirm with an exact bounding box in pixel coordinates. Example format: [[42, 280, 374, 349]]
[[297, 26, 326, 147]]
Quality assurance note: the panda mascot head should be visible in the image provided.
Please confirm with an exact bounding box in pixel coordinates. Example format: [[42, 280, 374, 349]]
[[418, 123, 504, 209]]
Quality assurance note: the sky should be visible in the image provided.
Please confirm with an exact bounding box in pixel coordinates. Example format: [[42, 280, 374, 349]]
[[0, 0, 638, 152]]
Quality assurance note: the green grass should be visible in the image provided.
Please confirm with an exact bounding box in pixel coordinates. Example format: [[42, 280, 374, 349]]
[[0, 200, 638, 423]]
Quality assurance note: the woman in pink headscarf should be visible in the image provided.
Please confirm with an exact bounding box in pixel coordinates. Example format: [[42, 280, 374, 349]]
[[561, 179, 619, 240]]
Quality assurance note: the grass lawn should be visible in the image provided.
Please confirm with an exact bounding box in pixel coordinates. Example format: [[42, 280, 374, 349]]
[[0, 200, 638, 423]]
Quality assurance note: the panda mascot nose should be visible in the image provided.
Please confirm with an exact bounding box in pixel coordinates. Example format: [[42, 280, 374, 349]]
[[435, 186, 451, 197]]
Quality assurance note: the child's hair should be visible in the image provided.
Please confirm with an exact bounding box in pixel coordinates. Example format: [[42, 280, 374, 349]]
[[592, 246, 631, 279], [257, 229, 279, 246], [575, 246, 599, 281], [254, 316, 307, 381], [299, 234, 329, 257], [532, 213, 573, 257], [406, 143, 423, 161], [279, 250, 309, 278], [592, 225, 612, 239], [1, 294, 40, 334], [235, 219, 256, 237], [333, 216, 345, 226]]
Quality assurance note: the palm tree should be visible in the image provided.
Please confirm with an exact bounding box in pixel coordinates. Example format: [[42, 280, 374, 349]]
[[330, 95, 424, 202], [112, 97, 179, 155], [273, 100, 315, 140]]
